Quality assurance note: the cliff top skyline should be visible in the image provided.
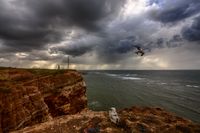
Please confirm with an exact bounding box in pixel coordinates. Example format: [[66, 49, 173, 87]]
[[0, 0, 200, 70]]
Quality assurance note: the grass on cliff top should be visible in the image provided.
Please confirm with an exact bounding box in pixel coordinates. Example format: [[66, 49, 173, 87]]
[[27, 69, 67, 76], [0, 67, 78, 94], [0, 67, 76, 85], [0, 67, 76, 76], [28, 69, 77, 76]]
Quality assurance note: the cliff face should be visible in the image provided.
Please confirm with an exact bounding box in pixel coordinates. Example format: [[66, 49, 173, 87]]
[[41, 72, 87, 117], [1, 68, 200, 133], [0, 69, 87, 133], [0, 85, 51, 133]]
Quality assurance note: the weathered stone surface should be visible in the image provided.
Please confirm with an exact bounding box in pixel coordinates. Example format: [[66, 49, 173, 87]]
[[12, 107, 200, 133], [0, 69, 87, 133], [1, 68, 200, 133], [43, 72, 87, 117], [0, 85, 51, 133]]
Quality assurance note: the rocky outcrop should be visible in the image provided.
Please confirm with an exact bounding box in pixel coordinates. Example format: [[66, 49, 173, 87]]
[[0, 69, 87, 133], [12, 107, 200, 133], [0, 85, 51, 133], [41, 72, 87, 117], [1, 68, 200, 133]]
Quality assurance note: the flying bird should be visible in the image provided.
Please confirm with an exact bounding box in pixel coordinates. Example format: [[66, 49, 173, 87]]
[[135, 46, 145, 56]]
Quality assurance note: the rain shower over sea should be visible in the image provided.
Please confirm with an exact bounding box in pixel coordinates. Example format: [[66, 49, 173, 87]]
[[82, 70, 200, 123]]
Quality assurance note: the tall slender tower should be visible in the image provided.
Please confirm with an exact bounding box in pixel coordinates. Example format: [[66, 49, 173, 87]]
[[57, 64, 60, 70], [67, 56, 70, 69]]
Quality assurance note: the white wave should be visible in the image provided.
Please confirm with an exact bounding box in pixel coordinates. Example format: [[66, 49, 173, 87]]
[[186, 85, 192, 87], [124, 74, 138, 77], [186, 85, 199, 88], [89, 101, 102, 107], [121, 76, 142, 80], [193, 85, 199, 88], [105, 73, 143, 80], [105, 73, 118, 77], [160, 82, 167, 85]]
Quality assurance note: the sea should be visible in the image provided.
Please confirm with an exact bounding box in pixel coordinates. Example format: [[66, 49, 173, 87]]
[[82, 70, 200, 123]]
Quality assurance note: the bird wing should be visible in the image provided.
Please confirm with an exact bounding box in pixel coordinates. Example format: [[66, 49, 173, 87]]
[[134, 46, 141, 50]]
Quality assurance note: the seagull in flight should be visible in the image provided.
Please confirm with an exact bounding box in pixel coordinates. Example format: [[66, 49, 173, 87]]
[[135, 46, 145, 56]]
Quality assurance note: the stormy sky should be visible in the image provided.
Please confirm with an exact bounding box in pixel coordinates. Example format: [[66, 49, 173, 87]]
[[0, 0, 200, 69]]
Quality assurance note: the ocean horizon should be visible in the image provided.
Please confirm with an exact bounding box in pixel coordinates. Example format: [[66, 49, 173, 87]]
[[82, 70, 200, 123]]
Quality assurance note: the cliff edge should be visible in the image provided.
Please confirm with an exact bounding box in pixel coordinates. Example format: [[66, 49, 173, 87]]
[[11, 107, 200, 133], [0, 68, 200, 133]]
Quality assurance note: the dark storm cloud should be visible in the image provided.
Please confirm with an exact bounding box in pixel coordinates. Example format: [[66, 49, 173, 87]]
[[115, 39, 136, 54], [153, 35, 183, 48], [25, 0, 124, 31], [61, 45, 93, 57], [49, 44, 94, 57], [0, 0, 126, 52], [0, 0, 65, 52], [102, 36, 142, 54], [52, 34, 143, 63], [182, 16, 200, 41], [48, 34, 102, 57], [149, 0, 200, 23], [167, 35, 183, 47], [47, 13, 156, 62], [98, 33, 183, 63], [94, 35, 147, 63], [156, 38, 164, 48]]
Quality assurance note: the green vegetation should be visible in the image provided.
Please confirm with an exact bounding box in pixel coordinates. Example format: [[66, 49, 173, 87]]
[[26, 69, 75, 76], [0, 67, 12, 70], [0, 66, 74, 76], [0, 67, 79, 94]]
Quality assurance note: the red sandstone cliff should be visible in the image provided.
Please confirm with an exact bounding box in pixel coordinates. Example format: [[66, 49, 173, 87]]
[[0, 68, 200, 133], [0, 85, 51, 133], [0, 68, 87, 133]]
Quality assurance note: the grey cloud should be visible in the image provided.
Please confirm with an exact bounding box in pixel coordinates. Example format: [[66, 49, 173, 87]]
[[6, 10, 183, 64], [0, 0, 126, 52], [149, 0, 200, 23], [156, 38, 164, 48], [49, 44, 94, 57], [95, 35, 146, 63], [1, 0, 200, 69], [25, 0, 124, 31], [142, 35, 183, 51], [166, 35, 183, 48], [182, 16, 200, 41], [50, 13, 153, 62], [148, 0, 160, 6], [49, 34, 101, 57], [103, 36, 139, 54]]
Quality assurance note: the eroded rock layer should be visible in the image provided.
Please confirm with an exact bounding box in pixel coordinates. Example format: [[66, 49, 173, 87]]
[[0, 85, 51, 133], [43, 73, 87, 117], [1, 68, 200, 133], [0, 69, 87, 133]]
